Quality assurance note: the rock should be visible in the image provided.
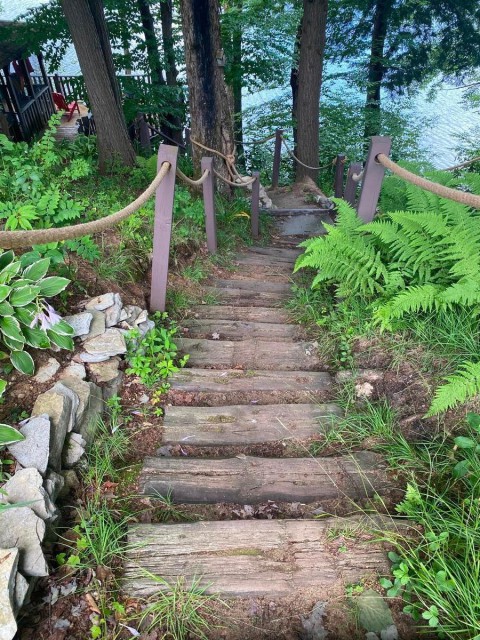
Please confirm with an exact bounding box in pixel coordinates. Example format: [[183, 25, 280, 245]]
[[85, 292, 115, 311], [79, 352, 110, 363], [58, 376, 91, 426], [34, 357, 60, 384], [380, 626, 398, 640], [8, 415, 50, 475], [32, 391, 73, 471], [63, 312, 93, 338], [44, 470, 65, 503], [157, 445, 172, 457], [0, 508, 48, 577], [105, 293, 122, 327], [357, 590, 394, 633], [62, 433, 86, 468], [84, 310, 106, 340], [0, 468, 56, 521], [134, 309, 148, 326], [83, 328, 127, 361], [75, 382, 103, 447], [60, 362, 87, 380], [0, 548, 18, 640], [51, 382, 80, 432], [365, 634, 380, 640], [121, 305, 142, 325], [300, 601, 328, 640], [102, 372, 124, 401], [355, 382, 374, 399], [138, 319, 155, 336], [88, 357, 121, 383], [59, 470, 80, 497], [14, 572, 29, 613]]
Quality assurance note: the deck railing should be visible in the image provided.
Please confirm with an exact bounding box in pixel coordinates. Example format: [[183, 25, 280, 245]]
[[18, 85, 56, 141]]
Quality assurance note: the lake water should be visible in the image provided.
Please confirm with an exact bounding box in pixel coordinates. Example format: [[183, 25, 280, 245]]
[[3, 0, 480, 168]]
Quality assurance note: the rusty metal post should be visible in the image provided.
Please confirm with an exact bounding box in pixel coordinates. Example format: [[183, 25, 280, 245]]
[[271, 128, 283, 188], [201, 156, 217, 254], [344, 162, 363, 206], [356, 136, 392, 222], [150, 145, 178, 312], [334, 154, 346, 197], [251, 171, 260, 239]]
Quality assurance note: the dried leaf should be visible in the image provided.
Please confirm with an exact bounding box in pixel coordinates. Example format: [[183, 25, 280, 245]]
[[85, 593, 101, 614]]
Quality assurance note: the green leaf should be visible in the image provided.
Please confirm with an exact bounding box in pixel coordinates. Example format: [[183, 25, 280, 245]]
[[15, 307, 35, 326], [47, 330, 74, 351], [0, 260, 21, 285], [22, 327, 50, 349], [9, 285, 41, 307], [0, 250, 14, 271], [0, 379, 6, 397], [10, 350, 34, 375], [0, 285, 10, 303], [467, 412, 480, 432], [38, 276, 70, 297], [0, 423, 25, 446], [0, 316, 24, 342], [453, 459, 471, 478], [22, 257, 51, 281], [52, 319, 74, 336], [3, 335, 25, 351], [0, 301, 14, 316], [454, 436, 476, 449]]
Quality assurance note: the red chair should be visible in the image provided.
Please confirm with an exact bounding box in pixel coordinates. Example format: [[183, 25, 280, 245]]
[[51, 92, 80, 122]]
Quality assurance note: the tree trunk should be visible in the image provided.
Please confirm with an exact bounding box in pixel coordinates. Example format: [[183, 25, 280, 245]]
[[364, 0, 393, 141], [290, 20, 301, 154], [61, 0, 136, 171], [179, 0, 234, 184], [294, 0, 328, 183], [136, 0, 165, 87], [160, 0, 184, 146], [230, 0, 244, 162]]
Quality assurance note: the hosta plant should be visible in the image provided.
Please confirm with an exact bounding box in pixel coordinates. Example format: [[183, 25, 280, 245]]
[[0, 249, 73, 376]]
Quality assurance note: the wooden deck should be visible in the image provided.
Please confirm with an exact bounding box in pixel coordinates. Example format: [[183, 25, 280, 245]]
[[54, 102, 88, 142]]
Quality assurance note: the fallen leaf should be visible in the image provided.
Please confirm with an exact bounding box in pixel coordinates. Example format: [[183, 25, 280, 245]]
[[212, 332, 220, 340], [85, 593, 101, 614]]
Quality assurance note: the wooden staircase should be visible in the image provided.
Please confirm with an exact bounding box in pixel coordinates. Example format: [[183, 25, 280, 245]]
[[123, 217, 395, 622]]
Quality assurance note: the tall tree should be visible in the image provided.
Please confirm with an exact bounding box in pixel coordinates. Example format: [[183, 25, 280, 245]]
[[292, 0, 328, 183], [136, 0, 165, 87], [61, 0, 136, 170], [159, 0, 184, 146], [179, 0, 234, 181]]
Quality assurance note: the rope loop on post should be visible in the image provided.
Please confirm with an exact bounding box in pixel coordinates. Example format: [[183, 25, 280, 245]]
[[176, 167, 210, 187], [213, 170, 256, 187], [280, 136, 336, 171]]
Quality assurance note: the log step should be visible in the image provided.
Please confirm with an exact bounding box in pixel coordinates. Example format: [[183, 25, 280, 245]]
[[139, 452, 392, 503], [178, 338, 326, 370], [190, 305, 291, 323], [181, 319, 301, 341], [204, 286, 289, 307], [162, 403, 342, 446], [210, 279, 292, 294], [247, 246, 302, 262], [168, 368, 334, 406], [123, 516, 392, 598]]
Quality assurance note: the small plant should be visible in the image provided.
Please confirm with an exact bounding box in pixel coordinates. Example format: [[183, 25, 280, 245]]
[[83, 417, 130, 495], [151, 489, 195, 523]]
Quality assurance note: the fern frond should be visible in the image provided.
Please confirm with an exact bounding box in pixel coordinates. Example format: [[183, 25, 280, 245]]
[[375, 284, 442, 327], [427, 360, 480, 416]]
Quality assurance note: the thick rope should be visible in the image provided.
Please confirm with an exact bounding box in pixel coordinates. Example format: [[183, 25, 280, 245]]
[[352, 169, 364, 183], [176, 167, 210, 187], [377, 154, 480, 210], [443, 155, 480, 172], [281, 137, 334, 171], [190, 137, 236, 177], [0, 162, 171, 249], [213, 170, 256, 187]]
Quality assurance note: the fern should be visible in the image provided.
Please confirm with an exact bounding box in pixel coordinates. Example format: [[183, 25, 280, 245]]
[[427, 361, 480, 416]]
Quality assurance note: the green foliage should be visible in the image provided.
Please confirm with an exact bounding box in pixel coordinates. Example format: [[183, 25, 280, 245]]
[[0, 250, 72, 376]]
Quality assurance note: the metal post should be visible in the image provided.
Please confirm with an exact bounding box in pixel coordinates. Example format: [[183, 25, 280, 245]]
[[137, 113, 151, 154], [251, 171, 260, 239], [271, 128, 283, 188], [201, 157, 217, 254], [150, 144, 178, 312], [334, 153, 346, 198], [356, 136, 392, 222], [344, 162, 363, 206]]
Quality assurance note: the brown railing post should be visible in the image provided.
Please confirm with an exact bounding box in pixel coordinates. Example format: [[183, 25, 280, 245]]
[[334, 153, 346, 197], [271, 128, 283, 188], [201, 157, 217, 254], [251, 171, 260, 239], [344, 162, 363, 206], [53, 73, 62, 94], [356, 136, 392, 222], [137, 113, 151, 154], [150, 144, 178, 312]]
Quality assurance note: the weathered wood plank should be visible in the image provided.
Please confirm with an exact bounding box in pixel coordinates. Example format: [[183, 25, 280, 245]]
[[204, 286, 289, 307], [123, 516, 393, 598], [169, 368, 334, 406], [162, 403, 342, 446], [181, 319, 300, 342], [247, 246, 302, 261], [190, 306, 291, 323], [211, 279, 292, 294], [178, 338, 326, 370], [139, 452, 392, 503]]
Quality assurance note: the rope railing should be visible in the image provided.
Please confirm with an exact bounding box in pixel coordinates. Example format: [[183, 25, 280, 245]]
[[0, 162, 172, 249], [280, 137, 334, 171], [213, 170, 256, 187], [376, 153, 480, 210], [443, 155, 480, 172], [176, 167, 210, 187]]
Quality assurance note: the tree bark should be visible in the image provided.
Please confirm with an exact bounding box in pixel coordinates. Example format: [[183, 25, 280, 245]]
[[294, 0, 328, 183], [230, 0, 244, 162], [61, 0, 136, 171], [160, 0, 184, 146], [136, 0, 165, 87], [290, 20, 301, 154], [364, 0, 393, 141], [179, 0, 234, 184]]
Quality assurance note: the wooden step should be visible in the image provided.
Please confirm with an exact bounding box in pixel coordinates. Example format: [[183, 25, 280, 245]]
[[169, 368, 333, 406], [124, 515, 393, 598], [247, 246, 302, 262], [210, 279, 291, 294], [178, 338, 326, 370], [162, 403, 342, 446], [204, 286, 289, 307], [181, 319, 300, 341], [139, 452, 392, 503], [190, 305, 291, 323], [233, 255, 295, 275]]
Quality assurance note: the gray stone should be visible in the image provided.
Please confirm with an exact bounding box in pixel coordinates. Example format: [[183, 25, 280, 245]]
[[32, 390, 73, 471], [63, 312, 93, 338], [0, 548, 18, 640], [78, 382, 103, 447], [51, 382, 80, 432], [9, 415, 50, 475], [60, 362, 87, 380], [121, 305, 142, 325], [44, 470, 65, 503], [79, 351, 110, 363], [380, 626, 398, 640], [88, 357, 121, 383], [84, 310, 106, 340], [85, 292, 115, 311], [83, 328, 126, 360], [102, 371, 124, 401], [105, 293, 122, 327], [0, 508, 47, 577], [138, 319, 155, 336], [300, 601, 328, 640], [365, 634, 380, 640], [58, 376, 91, 426], [14, 572, 29, 613], [357, 590, 394, 633], [134, 309, 148, 326], [59, 470, 80, 497], [34, 357, 60, 384], [0, 468, 56, 521], [62, 433, 86, 468]]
